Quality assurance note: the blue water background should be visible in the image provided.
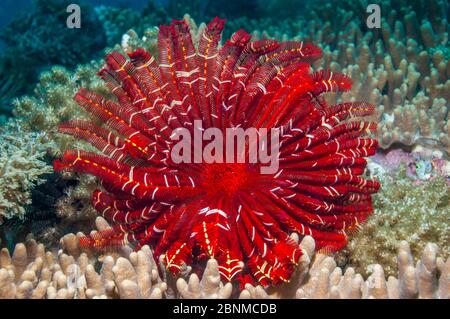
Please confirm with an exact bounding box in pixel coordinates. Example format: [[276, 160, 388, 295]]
[[0, 0, 153, 31], [0, 0, 167, 52]]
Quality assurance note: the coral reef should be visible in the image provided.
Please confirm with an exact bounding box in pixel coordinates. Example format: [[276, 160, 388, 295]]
[[2, 0, 449, 153], [112, 0, 450, 155], [10, 64, 111, 246], [236, 0, 449, 154], [13, 64, 106, 150], [0, 12, 247, 254], [1, 0, 447, 298], [95, 4, 166, 46], [0, 121, 54, 223], [336, 165, 449, 277], [0, 228, 447, 299]]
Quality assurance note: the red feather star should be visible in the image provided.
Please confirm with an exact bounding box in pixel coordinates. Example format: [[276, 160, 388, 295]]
[[54, 17, 380, 286]]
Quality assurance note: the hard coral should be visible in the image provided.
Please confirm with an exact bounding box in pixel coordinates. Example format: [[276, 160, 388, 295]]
[[0, 231, 448, 299], [245, 0, 449, 154], [55, 18, 379, 286]]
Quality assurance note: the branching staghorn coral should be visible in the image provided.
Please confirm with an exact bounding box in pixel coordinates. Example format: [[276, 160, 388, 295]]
[[0, 121, 54, 223], [0, 225, 448, 299]]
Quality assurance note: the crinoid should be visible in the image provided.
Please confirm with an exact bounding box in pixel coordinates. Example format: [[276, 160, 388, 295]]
[[54, 17, 379, 286]]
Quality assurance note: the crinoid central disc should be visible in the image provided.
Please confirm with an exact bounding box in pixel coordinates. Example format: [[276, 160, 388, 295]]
[[201, 163, 255, 198]]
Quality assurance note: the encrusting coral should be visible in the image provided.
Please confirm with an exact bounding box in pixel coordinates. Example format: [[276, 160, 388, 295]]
[[0, 220, 448, 299]]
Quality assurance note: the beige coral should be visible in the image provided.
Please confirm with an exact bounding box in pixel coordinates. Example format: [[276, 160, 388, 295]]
[[176, 258, 233, 299], [244, 1, 449, 154], [239, 238, 449, 299], [0, 228, 447, 299], [0, 234, 165, 299]]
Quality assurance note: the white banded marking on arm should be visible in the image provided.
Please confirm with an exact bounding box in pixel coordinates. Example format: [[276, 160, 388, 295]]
[[256, 83, 267, 94], [135, 56, 155, 69], [217, 223, 231, 232], [175, 68, 199, 78], [151, 187, 159, 200], [262, 243, 267, 258], [274, 169, 283, 178], [159, 62, 176, 68], [197, 52, 218, 59], [130, 183, 139, 196], [133, 98, 146, 105], [153, 225, 164, 233], [205, 209, 228, 218]]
